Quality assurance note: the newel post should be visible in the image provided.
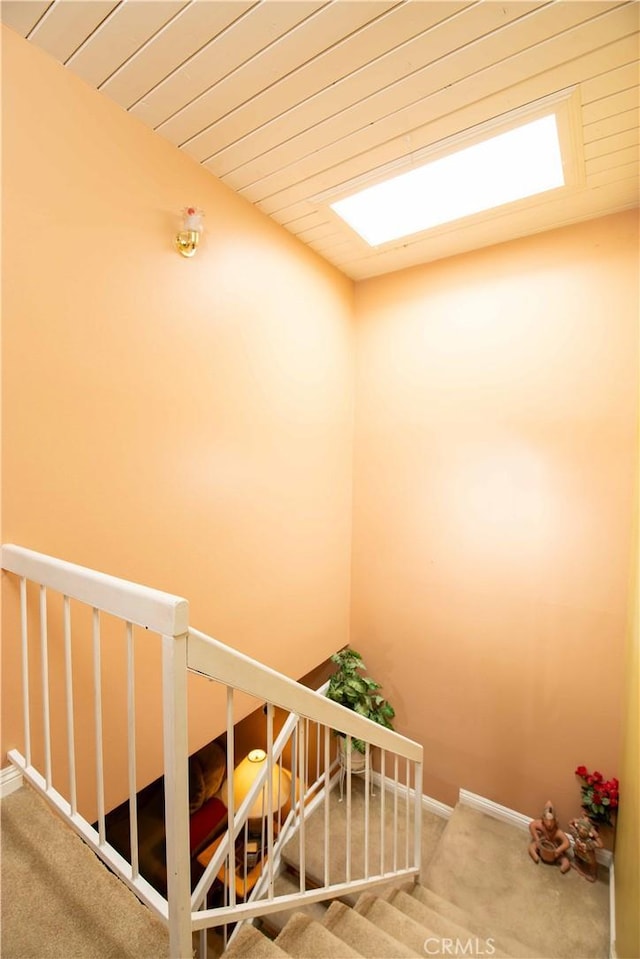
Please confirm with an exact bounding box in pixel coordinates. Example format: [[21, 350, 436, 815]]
[[163, 631, 192, 959]]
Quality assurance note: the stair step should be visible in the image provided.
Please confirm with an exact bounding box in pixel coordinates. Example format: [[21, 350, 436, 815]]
[[258, 872, 327, 938], [323, 899, 421, 958], [222, 924, 289, 959], [275, 913, 362, 958], [412, 885, 483, 928], [388, 889, 512, 958], [354, 893, 441, 954], [412, 886, 540, 959]]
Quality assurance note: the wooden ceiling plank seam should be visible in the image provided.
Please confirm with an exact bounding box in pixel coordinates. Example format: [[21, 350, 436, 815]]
[[220, 0, 630, 197], [584, 126, 639, 159], [25, 0, 58, 39], [582, 85, 640, 125], [307, 237, 358, 257], [580, 60, 640, 105], [295, 223, 345, 244], [241, 15, 639, 212], [177, 0, 476, 160], [583, 108, 640, 144], [198, 0, 548, 177], [264, 201, 317, 225], [64, 1, 188, 89], [28, 1, 119, 65], [130, 1, 328, 131], [99, 2, 257, 108], [585, 144, 639, 174], [587, 161, 639, 189], [0, 0, 54, 39], [275, 211, 329, 231], [161, 0, 405, 149]]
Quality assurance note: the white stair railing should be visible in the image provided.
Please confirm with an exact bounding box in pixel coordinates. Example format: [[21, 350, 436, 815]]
[[2, 545, 423, 959]]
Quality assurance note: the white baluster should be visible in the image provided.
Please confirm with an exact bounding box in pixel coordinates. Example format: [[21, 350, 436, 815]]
[[364, 742, 370, 879], [63, 596, 77, 814], [162, 632, 191, 959], [266, 703, 274, 897], [93, 607, 105, 843], [323, 725, 330, 888], [414, 760, 423, 877], [346, 735, 352, 884], [20, 577, 31, 767], [393, 754, 399, 873], [226, 687, 236, 910], [380, 749, 386, 875], [40, 586, 52, 789], [298, 722, 306, 892], [127, 622, 138, 879], [405, 757, 410, 869]]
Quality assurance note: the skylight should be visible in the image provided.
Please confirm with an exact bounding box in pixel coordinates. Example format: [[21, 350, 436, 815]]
[[330, 114, 566, 247]]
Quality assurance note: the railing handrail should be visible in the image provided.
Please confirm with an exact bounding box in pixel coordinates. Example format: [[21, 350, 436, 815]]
[[2, 544, 424, 959], [188, 627, 422, 762], [1, 545, 188, 636]]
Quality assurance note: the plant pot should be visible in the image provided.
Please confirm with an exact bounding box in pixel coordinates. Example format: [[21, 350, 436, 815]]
[[337, 735, 367, 773]]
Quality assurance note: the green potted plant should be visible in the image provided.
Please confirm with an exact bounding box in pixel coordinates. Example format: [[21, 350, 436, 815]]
[[326, 648, 395, 757]]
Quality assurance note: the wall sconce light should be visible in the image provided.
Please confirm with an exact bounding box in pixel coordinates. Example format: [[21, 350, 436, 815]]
[[175, 206, 204, 257]]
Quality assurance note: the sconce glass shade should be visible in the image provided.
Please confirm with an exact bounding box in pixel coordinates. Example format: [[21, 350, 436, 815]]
[[225, 749, 292, 819], [176, 206, 204, 257]]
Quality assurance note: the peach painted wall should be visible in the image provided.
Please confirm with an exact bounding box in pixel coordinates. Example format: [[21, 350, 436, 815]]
[[1, 27, 354, 817], [352, 211, 639, 822]]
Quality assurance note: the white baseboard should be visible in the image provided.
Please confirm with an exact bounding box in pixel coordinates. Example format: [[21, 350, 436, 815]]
[[459, 788, 613, 868], [1, 764, 23, 798], [421, 793, 454, 820], [459, 788, 531, 831], [370, 771, 454, 820]]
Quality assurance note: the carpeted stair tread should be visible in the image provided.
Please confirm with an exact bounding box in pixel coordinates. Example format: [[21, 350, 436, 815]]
[[354, 894, 441, 954], [223, 925, 290, 958], [275, 913, 362, 958], [1, 785, 170, 958], [424, 803, 610, 959], [412, 886, 541, 958], [322, 899, 421, 958], [412, 884, 481, 926], [388, 889, 512, 958], [258, 872, 328, 937]]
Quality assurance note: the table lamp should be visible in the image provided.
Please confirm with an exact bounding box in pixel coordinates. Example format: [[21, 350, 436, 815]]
[[226, 748, 292, 826]]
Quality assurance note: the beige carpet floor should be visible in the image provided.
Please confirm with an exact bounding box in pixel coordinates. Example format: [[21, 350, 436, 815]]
[[282, 777, 447, 890], [424, 803, 609, 959], [1, 784, 170, 959]]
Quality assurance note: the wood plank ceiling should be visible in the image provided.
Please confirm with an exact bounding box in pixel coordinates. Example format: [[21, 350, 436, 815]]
[[2, 0, 639, 279]]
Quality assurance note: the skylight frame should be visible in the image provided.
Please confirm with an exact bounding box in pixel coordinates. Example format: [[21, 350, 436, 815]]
[[319, 89, 585, 251]]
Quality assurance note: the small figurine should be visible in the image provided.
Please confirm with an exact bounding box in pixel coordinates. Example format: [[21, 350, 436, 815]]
[[528, 800, 571, 873], [568, 816, 603, 882]]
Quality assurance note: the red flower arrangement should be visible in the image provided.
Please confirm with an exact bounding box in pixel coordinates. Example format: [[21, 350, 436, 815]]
[[575, 765, 619, 826]]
